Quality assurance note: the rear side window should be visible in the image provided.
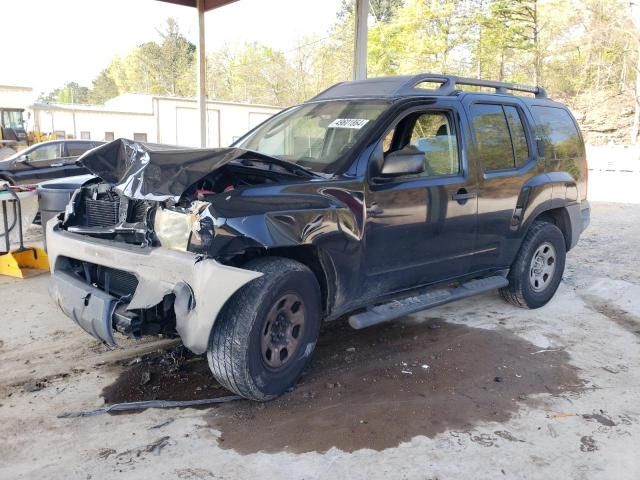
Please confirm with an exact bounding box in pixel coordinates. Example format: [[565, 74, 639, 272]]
[[66, 142, 92, 156], [530, 106, 582, 160], [470, 104, 514, 171], [471, 103, 531, 171], [504, 106, 529, 165]]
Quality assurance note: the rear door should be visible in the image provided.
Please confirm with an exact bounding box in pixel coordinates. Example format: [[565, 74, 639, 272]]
[[362, 101, 478, 297], [62, 141, 94, 177], [463, 97, 539, 272]]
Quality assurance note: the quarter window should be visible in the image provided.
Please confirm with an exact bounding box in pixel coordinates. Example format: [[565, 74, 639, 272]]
[[530, 106, 582, 160]]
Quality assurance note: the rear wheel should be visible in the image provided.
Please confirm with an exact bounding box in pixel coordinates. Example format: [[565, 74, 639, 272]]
[[500, 221, 566, 309], [207, 257, 321, 401]]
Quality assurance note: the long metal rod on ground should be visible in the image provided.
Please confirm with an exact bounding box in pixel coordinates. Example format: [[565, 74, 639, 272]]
[[58, 395, 242, 418]]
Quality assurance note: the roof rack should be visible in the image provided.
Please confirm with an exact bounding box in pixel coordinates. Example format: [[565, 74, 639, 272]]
[[403, 74, 547, 99], [308, 73, 548, 101]]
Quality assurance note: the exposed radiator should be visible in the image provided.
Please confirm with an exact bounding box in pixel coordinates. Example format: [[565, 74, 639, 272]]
[[84, 196, 149, 227], [84, 197, 119, 227]]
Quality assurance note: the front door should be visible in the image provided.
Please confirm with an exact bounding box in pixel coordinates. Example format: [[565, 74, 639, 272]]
[[361, 105, 478, 299], [13, 142, 63, 184]]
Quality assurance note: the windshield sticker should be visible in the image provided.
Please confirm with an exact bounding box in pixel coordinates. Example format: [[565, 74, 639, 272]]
[[328, 118, 370, 129]]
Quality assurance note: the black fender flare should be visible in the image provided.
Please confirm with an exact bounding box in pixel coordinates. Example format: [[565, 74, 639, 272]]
[[514, 172, 583, 251]]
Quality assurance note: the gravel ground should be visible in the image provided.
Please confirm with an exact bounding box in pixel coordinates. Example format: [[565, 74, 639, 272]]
[[1, 201, 639, 479]]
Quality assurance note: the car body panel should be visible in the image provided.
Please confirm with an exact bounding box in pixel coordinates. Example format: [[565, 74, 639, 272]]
[[0, 140, 102, 184]]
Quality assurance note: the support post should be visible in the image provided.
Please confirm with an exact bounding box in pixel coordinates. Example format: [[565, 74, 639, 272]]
[[196, 0, 207, 147], [353, 0, 368, 81]]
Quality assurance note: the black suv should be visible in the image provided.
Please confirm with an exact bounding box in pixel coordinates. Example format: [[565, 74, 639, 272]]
[[47, 74, 589, 400]]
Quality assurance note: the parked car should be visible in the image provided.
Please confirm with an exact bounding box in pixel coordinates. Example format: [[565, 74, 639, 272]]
[[0, 140, 103, 185], [47, 74, 589, 401]]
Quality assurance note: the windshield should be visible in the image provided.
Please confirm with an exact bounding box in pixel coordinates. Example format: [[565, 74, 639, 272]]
[[235, 100, 390, 174], [2, 110, 25, 129]]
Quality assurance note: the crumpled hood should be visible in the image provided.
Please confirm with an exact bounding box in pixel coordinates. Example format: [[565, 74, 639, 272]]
[[77, 138, 250, 201]]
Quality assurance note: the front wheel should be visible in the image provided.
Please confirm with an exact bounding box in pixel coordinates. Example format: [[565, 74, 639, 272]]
[[500, 221, 566, 309], [207, 257, 321, 401]]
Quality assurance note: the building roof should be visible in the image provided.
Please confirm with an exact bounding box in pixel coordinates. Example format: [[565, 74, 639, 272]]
[[31, 93, 280, 115]]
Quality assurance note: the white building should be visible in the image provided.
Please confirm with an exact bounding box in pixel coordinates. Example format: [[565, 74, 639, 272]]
[[31, 93, 282, 147]]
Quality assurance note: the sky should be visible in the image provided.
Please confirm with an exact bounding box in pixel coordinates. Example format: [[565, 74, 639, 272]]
[[3, 0, 343, 95]]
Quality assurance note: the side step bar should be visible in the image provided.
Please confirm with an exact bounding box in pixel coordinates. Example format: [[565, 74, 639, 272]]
[[348, 275, 509, 329]]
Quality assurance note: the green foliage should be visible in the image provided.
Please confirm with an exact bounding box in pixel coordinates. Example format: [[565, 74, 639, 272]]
[[42, 17, 195, 104], [38, 2, 640, 143], [339, 0, 404, 22], [39, 82, 89, 104], [87, 69, 119, 104]]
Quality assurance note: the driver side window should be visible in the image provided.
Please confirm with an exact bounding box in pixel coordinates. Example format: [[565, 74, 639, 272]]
[[29, 143, 60, 162], [385, 111, 460, 177]]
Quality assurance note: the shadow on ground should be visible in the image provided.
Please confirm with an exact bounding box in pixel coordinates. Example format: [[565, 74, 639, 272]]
[[102, 318, 584, 454]]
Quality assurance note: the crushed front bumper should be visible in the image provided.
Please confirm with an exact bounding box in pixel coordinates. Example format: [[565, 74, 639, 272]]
[[47, 220, 262, 354]]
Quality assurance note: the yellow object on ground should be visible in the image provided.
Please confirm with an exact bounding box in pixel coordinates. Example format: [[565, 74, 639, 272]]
[[0, 247, 49, 278]]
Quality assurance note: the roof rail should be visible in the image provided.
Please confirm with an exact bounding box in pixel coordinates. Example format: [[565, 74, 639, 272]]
[[402, 74, 547, 99], [307, 73, 548, 102]]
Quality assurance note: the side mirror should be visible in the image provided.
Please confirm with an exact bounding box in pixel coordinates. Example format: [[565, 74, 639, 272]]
[[18, 154, 30, 163], [536, 138, 545, 158], [380, 150, 425, 177]]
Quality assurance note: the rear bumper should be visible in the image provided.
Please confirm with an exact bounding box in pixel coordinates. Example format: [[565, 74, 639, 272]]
[[581, 201, 591, 232], [47, 219, 262, 354], [566, 201, 590, 251]]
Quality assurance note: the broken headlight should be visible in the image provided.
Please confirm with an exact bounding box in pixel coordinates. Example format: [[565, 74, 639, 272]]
[[153, 202, 212, 252]]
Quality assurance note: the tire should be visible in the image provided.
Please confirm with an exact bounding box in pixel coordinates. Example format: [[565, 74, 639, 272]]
[[207, 257, 321, 401], [500, 220, 566, 309]]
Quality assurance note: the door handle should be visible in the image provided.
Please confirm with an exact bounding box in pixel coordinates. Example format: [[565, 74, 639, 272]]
[[367, 203, 384, 217], [50, 163, 63, 167], [452, 189, 476, 203]]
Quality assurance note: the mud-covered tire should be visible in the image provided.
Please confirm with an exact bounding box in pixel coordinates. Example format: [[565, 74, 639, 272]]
[[207, 257, 321, 401], [500, 221, 566, 309]]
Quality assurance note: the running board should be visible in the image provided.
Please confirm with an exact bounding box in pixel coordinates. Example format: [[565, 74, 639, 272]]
[[348, 275, 509, 329]]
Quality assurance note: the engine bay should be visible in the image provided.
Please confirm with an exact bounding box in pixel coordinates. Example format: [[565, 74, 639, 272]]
[[179, 162, 298, 203], [61, 162, 299, 247]]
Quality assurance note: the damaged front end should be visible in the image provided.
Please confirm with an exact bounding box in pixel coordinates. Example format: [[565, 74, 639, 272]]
[[48, 139, 283, 353]]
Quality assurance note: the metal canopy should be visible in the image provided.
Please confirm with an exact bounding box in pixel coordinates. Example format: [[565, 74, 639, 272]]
[[156, 0, 369, 147], [156, 0, 239, 12]]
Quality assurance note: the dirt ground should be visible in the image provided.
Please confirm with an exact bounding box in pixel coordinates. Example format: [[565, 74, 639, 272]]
[[1, 201, 640, 479]]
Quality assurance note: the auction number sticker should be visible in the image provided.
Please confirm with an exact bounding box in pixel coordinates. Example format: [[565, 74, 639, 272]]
[[328, 118, 370, 129]]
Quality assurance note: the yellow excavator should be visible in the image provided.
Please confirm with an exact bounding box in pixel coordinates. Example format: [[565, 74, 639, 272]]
[[0, 108, 53, 159]]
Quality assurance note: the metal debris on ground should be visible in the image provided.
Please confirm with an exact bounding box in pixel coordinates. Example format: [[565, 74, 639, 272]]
[[58, 395, 242, 418]]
